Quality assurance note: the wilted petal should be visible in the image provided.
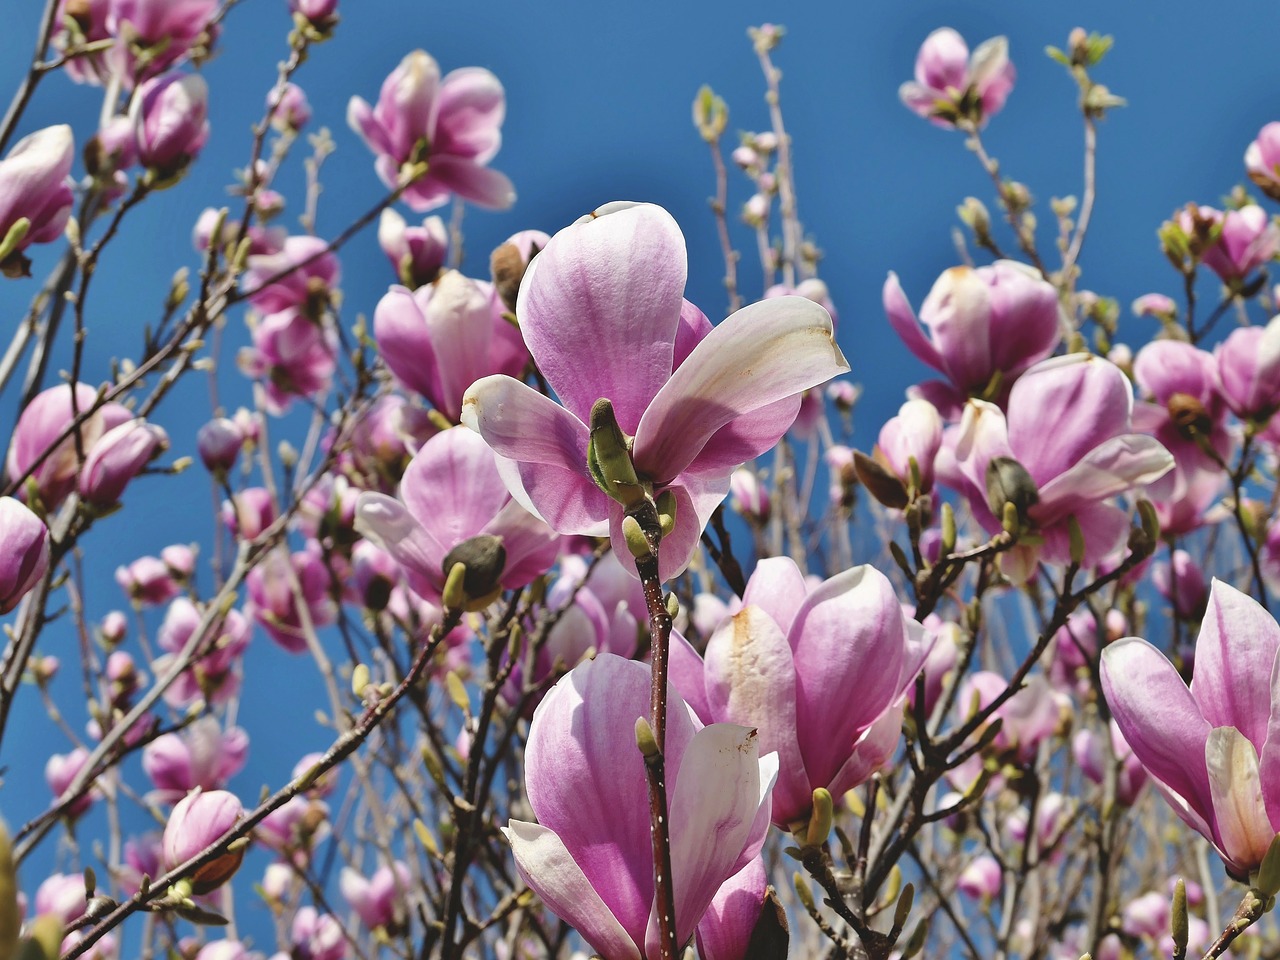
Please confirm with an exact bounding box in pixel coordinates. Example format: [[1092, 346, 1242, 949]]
[[1101, 638, 1213, 826], [704, 606, 809, 825], [1191, 580, 1280, 754], [517, 202, 685, 431], [634, 296, 847, 483], [506, 821, 641, 960]]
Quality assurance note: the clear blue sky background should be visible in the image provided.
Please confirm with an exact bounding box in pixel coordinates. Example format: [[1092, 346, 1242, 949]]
[[1, 0, 1278, 948]]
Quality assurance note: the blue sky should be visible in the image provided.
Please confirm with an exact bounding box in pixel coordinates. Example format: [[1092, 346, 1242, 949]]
[[1, 0, 1279, 949]]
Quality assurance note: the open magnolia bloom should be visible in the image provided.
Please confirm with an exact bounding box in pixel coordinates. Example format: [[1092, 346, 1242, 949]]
[[505, 654, 776, 960], [1102, 580, 1280, 880], [463, 201, 849, 581]]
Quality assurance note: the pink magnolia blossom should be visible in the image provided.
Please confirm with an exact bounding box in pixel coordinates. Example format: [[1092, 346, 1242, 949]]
[[289, 0, 338, 25], [78, 418, 169, 505], [885, 262, 1060, 418], [46, 747, 95, 818], [35, 873, 87, 924], [197, 417, 244, 474], [947, 354, 1174, 581], [245, 545, 337, 653], [505, 654, 776, 960], [874, 398, 943, 495], [354, 427, 559, 603], [1131, 339, 1229, 535], [670, 558, 930, 828], [142, 716, 249, 804], [1180, 204, 1280, 285], [115, 554, 178, 605], [238, 309, 338, 414], [130, 72, 210, 178], [1131, 293, 1177, 320], [1102, 579, 1280, 878], [8, 383, 132, 509], [0, 125, 74, 275], [0, 497, 50, 613], [899, 28, 1015, 129], [463, 202, 847, 581], [151, 598, 250, 708], [957, 855, 1002, 900], [267, 82, 311, 133], [490, 228, 550, 310], [340, 861, 411, 930], [1215, 315, 1280, 421], [290, 907, 345, 960], [1247, 122, 1280, 201], [728, 468, 769, 523], [107, 0, 220, 83], [956, 671, 1060, 764], [348, 50, 514, 212], [378, 209, 447, 288], [1153, 548, 1210, 620], [243, 235, 340, 316], [162, 789, 245, 893], [373, 272, 528, 423], [1073, 720, 1147, 807]]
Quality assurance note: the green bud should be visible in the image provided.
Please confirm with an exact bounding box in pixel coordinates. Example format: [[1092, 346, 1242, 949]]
[[445, 671, 471, 714], [805, 788, 833, 847], [420, 745, 447, 791], [664, 592, 679, 619], [351, 663, 371, 698], [793, 872, 814, 912], [692, 85, 729, 142], [413, 818, 441, 859], [441, 561, 467, 610], [655, 489, 678, 539], [621, 515, 652, 559], [634, 716, 660, 758], [893, 883, 915, 937], [941, 502, 957, 555], [587, 399, 647, 508], [1067, 515, 1086, 566], [1255, 834, 1280, 897], [1171, 878, 1188, 957], [20, 915, 63, 960], [902, 919, 929, 959], [0, 217, 31, 266]]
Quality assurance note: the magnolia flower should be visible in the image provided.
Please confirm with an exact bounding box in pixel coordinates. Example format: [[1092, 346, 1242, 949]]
[[671, 558, 929, 828], [1102, 580, 1280, 878], [1215, 315, 1280, 422], [1179, 204, 1279, 286], [373, 272, 527, 422], [885, 262, 1060, 418], [947, 354, 1174, 581], [463, 202, 848, 581], [131, 72, 210, 179], [142, 716, 249, 804], [162, 789, 245, 893], [354, 426, 559, 604], [348, 50, 514, 212], [899, 28, 1015, 129], [1247, 122, 1280, 201], [0, 497, 50, 614], [0, 125, 74, 276], [505, 654, 776, 960]]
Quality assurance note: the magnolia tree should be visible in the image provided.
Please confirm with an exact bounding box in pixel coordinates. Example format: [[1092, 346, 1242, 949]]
[[3, 5, 1280, 960]]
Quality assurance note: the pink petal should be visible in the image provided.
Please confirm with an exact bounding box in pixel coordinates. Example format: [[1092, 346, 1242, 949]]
[[479, 499, 560, 590], [826, 698, 906, 799], [373, 286, 444, 410], [419, 272, 494, 421], [741, 556, 809, 636], [427, 156, 516, 210], [1191, 580, 1280, 754], [883, 272, 942, 374], [352, 492, 447, 600], [1100, 638, 1213, 827], [668, 629, 712, 724], [434, 67, 506, 163], [505, 821, 642, 960], [633, 296, 847, 483], [1033, 434, 1174, 523], [400, 428, 511, 548], [695, 858, 768, 960], [789, 566, 906, 789], [608, 473, 728, 583], [462, 375, 611, 535], [517, 202, 685, 431]]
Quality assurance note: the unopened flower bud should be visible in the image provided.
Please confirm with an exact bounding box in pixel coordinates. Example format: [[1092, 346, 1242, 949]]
[[131, 72, 210, 185], [985, 456, 1039, 527], [197, 418, 244, 474], [441, 535, 506, 603], [0, 497, 50, 614], [267, 82, 311, 133]]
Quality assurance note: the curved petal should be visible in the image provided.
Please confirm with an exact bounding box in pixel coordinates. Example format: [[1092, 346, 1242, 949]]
[[434, 67, 506, 163], [608, 473, 728, 583], [681, 394, 802, 480], [480, 498, 560, 590], [668, 629, 712, 725], [1033, 434, 1174, 523], [633, 296, 847, 483], [505, 821, 641, 960], [525, 655, 698, 947], [462, 375, 611, 534], [419, 272, 494, 422], [704, 607, 810, 827], [1205, 727, 1276, 874], [648, 724, 769, 952], [353, 492, 447, 599], [1191, 580, 1280, 753], [826, 698, 905, 799], [427, 156, 516, 210], [695, 858, 768, 960], [400, 427, 510, 548], [1100, 637, 1214, 827], [789, 566, 906, 790], [346, 96, 395, 160], [517, 202, 686, 430], [741, 556, 809, 636], [373, 286, 443, 409], [883, 272, 943, 373]]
